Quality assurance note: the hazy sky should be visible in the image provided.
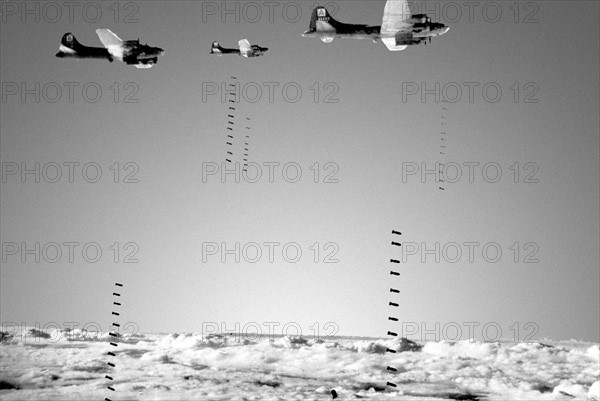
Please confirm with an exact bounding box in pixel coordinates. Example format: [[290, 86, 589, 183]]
[[1, 0, 598, 342]]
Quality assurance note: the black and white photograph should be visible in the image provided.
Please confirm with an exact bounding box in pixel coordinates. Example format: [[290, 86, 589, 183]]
[[1, 0, 599, 399]]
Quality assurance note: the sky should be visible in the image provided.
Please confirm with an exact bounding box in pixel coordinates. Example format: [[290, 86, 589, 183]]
[[1, 0, 599, 343]]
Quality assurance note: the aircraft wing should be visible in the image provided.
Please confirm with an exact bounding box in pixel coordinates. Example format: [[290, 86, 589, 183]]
[[96, 29, 125, 60], [380, 0, 411, 51], [238, 39, 252, 56]]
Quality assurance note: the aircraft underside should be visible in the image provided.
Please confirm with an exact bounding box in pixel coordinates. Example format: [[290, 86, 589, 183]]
[[123, 56, 157, 68], [305, 31, 379, 42], [55, 45, 113, 61], [306, 30, 434, 46]]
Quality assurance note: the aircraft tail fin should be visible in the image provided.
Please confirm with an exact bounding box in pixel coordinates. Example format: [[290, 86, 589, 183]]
[[307, 7, 319, 32], [55, 32, 81, 58], [59, 33, 81, 50], [306, 6, 339, 33], [210, 41, 223, 53]]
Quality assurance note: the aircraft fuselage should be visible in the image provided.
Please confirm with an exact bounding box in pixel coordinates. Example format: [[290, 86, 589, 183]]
[[303, 22, 447, 42], [303, 23, 381, 40], [56, 44, 112, 60], [211, 48, 241, 56], [302, 4, 449, 49], [210, 43, 268, 57]]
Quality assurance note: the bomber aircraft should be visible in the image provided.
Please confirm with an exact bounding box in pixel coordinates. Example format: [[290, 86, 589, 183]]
[[210, 39, 268, 58], [56, 29, 164, 68], [301, 0, 449, 51]]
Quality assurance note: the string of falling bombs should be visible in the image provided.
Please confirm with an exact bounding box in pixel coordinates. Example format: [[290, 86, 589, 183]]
[[105, 282, 123, 401], [439, 100, 449, 191], [243, 117, 250, 172], [224, 76, 253, 171], [225, 76, 237, 164], [386, 230, 402, 389]]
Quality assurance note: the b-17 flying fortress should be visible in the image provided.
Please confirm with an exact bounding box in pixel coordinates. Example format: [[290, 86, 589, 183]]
[[56, 28, 165, 68], [302, 0, 449, 50], [210, 39, 269, 58]]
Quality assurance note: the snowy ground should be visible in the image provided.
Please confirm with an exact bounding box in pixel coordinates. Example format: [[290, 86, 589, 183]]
[[1, 328, 598, 400]]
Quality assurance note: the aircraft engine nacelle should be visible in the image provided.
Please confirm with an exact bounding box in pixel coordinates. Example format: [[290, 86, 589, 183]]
[[410, 14, 428, 24], [395, 31, 416, 45]]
